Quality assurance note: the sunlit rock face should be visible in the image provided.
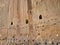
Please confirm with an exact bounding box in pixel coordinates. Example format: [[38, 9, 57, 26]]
[[0, 0, 60, 45]]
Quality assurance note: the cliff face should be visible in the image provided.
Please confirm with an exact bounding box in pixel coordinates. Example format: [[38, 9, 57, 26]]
[[0, 0, 60, 45]]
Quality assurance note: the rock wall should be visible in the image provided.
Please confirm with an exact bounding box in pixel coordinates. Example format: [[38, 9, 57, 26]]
[[0, 0, 60, 45]]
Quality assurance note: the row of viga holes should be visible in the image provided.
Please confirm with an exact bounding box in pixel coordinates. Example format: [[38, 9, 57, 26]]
[[0, 36, 60, 45]]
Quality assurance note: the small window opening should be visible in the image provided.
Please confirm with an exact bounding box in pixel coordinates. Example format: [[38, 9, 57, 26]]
[[11, 22, 13, 25], [39, 15, 42, 19], [26, 19, 28, 24]]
